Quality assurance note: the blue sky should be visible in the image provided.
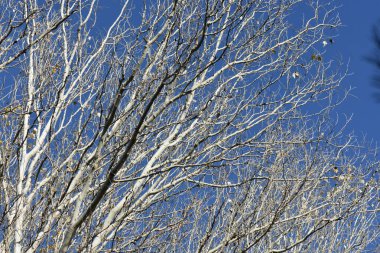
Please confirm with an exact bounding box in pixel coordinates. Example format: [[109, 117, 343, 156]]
[[337, 1, 380, 245], [335, 0, 380, 144]]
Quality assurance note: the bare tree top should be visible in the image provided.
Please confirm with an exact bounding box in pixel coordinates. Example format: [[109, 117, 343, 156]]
[[0, 1, 378, 252]]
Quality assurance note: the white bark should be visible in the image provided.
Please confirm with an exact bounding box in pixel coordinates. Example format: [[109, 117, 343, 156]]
[[0, 0, 378, 252]]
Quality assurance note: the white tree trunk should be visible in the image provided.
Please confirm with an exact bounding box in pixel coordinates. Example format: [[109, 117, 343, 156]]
[[0, 0, 378, 252]]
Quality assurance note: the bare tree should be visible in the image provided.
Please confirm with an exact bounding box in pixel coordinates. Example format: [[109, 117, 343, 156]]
[[0, 0, 378, 252]]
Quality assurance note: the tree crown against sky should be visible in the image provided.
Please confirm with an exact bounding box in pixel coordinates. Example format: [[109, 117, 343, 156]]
[[0, 0, 379, 252]]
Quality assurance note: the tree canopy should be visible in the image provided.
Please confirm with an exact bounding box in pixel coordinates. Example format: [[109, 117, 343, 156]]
[[0, 0, 378, 252]]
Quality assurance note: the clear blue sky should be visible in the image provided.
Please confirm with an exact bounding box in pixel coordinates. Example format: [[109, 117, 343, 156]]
[[335, 0, 380, 144]]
